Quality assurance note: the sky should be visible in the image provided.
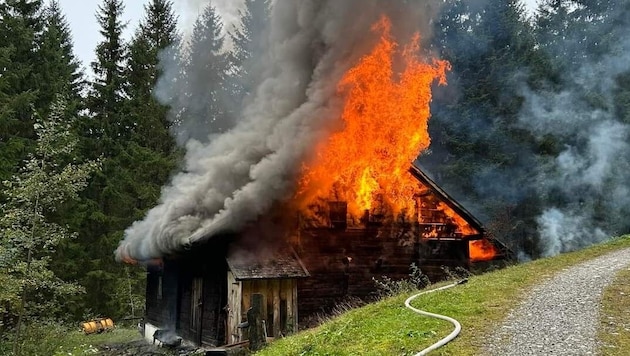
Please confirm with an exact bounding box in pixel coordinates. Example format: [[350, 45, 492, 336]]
[[57, 0, 245, 72], [58, 0, 539, 73]]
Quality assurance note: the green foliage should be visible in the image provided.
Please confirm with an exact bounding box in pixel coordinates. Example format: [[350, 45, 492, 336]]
[[0, 0, 44, 182], [373, 264, 431, 298], [87, 0, 128, 148], [228, 0, 271, 103], [0, 98, 100, 353]]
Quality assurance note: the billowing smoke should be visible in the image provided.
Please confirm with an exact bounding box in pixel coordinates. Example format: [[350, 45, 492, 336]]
[[175, 0, 245, 35], [518, 34, 630, 256], [422, 0, 630, 258], [117, 0, 443, 261]]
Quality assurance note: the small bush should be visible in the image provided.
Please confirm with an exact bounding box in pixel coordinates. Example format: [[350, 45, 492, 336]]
[[373, 263, 431, 298]]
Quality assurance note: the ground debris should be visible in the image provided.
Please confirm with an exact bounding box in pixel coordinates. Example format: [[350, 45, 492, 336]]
[[96, 340, 182, 356]]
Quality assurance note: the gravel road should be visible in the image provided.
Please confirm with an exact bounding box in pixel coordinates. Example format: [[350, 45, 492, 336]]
[[484, 247, 630, 356]]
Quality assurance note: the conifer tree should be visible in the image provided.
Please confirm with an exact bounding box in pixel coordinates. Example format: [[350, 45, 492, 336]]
[[37, 0, 84, 117], [127, 0, 179, 154], [0, 0, 45, 182], [88, 0, 128, 151], [229, 0, 271, 104], [179, 4, 232, 142]]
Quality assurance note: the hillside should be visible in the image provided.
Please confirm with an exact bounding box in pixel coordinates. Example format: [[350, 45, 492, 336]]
[[256, 235, 630, 356]]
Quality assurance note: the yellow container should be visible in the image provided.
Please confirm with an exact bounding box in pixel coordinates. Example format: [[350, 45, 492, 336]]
[[81, 318, 115, 334]]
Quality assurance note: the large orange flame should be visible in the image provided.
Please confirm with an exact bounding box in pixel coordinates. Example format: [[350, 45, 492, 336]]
[[438, 202, 479, 235], [297, 16, 450, 218], [469, 239, 500, 262]]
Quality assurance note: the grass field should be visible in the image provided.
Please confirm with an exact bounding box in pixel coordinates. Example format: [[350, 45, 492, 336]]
[[599, 264, 630, 355], [257, 235, 630, 356], [0, 323, 140, 356]]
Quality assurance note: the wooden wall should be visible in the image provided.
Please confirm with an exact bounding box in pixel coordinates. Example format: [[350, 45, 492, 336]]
[[173, 244, 228, 347], [226, 274, 299, 344], [293, 227, 418, 322], [145, 261, 178, 328]]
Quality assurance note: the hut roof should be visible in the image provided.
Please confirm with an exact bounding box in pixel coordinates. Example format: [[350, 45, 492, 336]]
[[226, 244, 310, 281]]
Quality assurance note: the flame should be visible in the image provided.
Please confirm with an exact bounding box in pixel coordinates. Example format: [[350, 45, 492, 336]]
[[297, 16, 450, 218], [469, 239, 500, 262], [437, 202, 479, 235]]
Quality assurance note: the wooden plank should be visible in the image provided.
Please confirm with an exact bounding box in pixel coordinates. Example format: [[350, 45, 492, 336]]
[[242, 281, 251, 318], [272, 279, 280, 337], [291, 279, 298, 333], [226, 271, 242, 344]]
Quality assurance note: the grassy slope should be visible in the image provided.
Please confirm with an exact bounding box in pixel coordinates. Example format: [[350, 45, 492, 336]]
[[599, 264, 630, 355], [257, 235, 630, 356]]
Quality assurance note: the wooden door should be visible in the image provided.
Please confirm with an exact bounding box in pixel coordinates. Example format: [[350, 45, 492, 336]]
[[190, 277, 203, 345]]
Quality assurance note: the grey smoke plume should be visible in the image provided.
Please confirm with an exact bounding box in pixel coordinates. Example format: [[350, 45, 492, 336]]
[[117, 0, 443, 261], [175, 0, 245, 36], [517, 19, 630, 257], [419, 0, 630, 260]]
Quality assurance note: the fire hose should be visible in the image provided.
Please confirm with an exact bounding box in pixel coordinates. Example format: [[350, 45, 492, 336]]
[[404, 279, 468, 355]]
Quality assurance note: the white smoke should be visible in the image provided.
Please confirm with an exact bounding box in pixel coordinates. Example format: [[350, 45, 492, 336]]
[[174, 0, 245, 36], [117, 0, 443, 261], [517, 29, 630, 257]]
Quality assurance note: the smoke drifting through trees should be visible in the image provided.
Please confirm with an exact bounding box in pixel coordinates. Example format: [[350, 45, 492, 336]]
[[117, 0, 444, 261], [423, 0, 630, 258]]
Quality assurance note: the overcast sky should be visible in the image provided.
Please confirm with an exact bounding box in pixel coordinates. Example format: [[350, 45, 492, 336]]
[[57, 0, 539, 72]]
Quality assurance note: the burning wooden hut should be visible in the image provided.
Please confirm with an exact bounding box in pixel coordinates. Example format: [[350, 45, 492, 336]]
[[134, 14, 512, 349], [141, 163, 510, 348]]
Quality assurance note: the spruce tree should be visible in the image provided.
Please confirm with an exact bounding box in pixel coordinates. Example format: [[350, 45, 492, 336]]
[[37, 0, 84, 117], [179, 4, 232, 142], [0, 0, 45, 182], [87, 0, 128, 152], [127, 0, 179, 154], [228, 0, 271, 105], [73, 0, 133, 318]]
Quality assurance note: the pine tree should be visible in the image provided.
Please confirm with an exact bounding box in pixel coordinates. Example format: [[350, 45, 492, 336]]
[[127, 0, 179, 154], [87, 0, 128, 152], [0, 0, 45, 182], [37, 0, 84, 117], [179, 4, 232, 142], [228, 0, 271, 105], [0, 99, 99, 355]]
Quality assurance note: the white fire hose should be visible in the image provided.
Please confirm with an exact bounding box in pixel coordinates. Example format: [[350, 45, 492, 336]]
[[404, 279, 468, 355]]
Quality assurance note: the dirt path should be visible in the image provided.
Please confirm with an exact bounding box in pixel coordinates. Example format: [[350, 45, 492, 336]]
[[483, 247, 630, 356]]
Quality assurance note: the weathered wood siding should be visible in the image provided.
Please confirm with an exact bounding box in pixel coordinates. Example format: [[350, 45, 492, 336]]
[[145, 261, 178, 328], [173, 243, 229, 347], [226, 271, 242, 344], [231, 278, 298, 339], [293, 227, 418, 321]]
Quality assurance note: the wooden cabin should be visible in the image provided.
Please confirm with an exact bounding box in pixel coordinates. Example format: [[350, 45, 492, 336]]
[[141, 164, 511, 348]]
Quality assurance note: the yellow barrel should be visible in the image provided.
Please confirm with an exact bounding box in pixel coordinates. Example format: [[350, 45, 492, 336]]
[[101, 318, 114, 330], [81, 318, 115, 334], [81, 321, 98, 334]]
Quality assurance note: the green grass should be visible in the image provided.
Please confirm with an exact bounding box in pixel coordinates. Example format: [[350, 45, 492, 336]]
[[0, 323, 141, 356], [257, 235, 630, 356], [599, 264, 630, 355]]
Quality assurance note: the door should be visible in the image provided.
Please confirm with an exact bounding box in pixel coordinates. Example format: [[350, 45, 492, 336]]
[[190, 277, 203, 345]]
